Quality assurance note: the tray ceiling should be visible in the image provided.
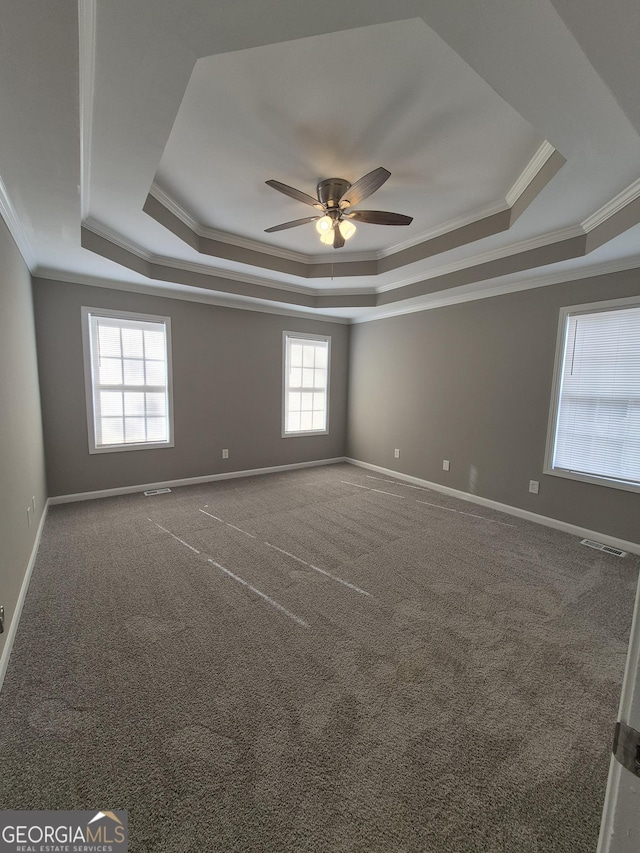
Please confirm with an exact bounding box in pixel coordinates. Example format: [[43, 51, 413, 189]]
[[1, 0, 640, 321]]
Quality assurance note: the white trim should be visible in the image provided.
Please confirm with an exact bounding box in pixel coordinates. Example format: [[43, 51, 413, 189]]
[[82, 219, 316, 295], [375, 201, 509, 259], [543, 295, 640, 494], [0, 500, 49, 696], [47, 457, 347, 504], [506, 140, 557, 206], [81, 306, 175, 454], [78, 0, 96, 220], [345, 458, 640, 555], [35, 268, 352, 323], [351, 255, 640, 324], [282, 332, 331, 437], [583, 177, 640, 233], [0, 173, 36, 270], [375, 224, 585, 293], [597, 574, 640, 852]]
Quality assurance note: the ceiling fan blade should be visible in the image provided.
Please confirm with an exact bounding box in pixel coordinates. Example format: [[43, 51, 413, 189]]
[[265, 179, 323, 208], [265, 216, 320, 233], [346, 210, 413, 226], [333, 226, 345, 249], [339, 167, 391, 208]]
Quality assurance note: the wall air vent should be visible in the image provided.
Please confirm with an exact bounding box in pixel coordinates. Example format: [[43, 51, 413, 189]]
[[580, 539, 626, 557], [143, 488, 172, 496]]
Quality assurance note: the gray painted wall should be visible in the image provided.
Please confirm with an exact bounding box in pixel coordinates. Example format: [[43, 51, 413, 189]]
[[0, 220, 47, 658], [32, 280, 349, 497], [347, 271, 640, 544]]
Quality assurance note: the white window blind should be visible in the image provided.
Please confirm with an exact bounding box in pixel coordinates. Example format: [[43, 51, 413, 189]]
[[550, 303, 640, 488], [83, 309, 173, 452], [283, 333, 330, 435]]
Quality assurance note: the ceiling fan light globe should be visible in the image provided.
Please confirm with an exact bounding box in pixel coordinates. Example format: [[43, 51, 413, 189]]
[[319, 231, 334, 245], [339, 219, 356, 240], [316, 215, 333, 234]]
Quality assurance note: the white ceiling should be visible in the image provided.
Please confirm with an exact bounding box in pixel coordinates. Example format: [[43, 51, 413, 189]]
[[1, 0, 640, 322]]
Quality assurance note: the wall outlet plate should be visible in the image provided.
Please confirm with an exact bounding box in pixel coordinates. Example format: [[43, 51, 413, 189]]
[[443, 460, 450, 471], [394, 449, 400, 458], [222, 449, 229, 459], [529, 480, 540, 494]]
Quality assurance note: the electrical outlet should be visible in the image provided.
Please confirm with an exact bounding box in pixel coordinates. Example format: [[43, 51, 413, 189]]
[[222, 449, 229, 459], [442, 460, 450, 471], [529, 480, 539, 494], [394, 449, 400, 458]]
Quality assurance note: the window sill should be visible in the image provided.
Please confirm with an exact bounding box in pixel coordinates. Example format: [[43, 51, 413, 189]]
[[543, 465, 640, 495]]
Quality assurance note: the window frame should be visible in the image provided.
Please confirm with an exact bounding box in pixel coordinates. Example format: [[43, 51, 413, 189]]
[[282, 331, 331, 438], [81, 306, 175, 454], [543, 294, 640, 494]]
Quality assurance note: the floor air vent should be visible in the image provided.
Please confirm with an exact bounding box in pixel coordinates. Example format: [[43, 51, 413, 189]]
[[143, 488, 172, 496], [580, 539, 626, 557]]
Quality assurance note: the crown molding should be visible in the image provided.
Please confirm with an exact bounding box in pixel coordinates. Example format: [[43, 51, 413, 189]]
[[375, 224, 585, 292], [78, 0, 96, 220], [353, 254, 640, 324], [506, 140, 556, 206], [33, 268, 350, 324], [82, 218, 355, 296], [0, 174, 36, 269], [582, 176, 640, 233], [148, 183, 326, 265]]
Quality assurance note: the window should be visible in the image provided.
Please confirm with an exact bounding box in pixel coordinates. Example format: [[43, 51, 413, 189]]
[[283, 332, 330, 436], [82, 307, 174, 453], [545, 297, 640, 493]]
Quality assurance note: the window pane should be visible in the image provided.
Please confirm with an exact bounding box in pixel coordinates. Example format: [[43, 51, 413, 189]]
[[145, 360, 166, 386], [301, 392, 313, 411], [123, 359, 145, 385], [124, 391, 145, 416], [121, 327, 144, 358], [302, 346, 315, 368], [312, 411, 324, 430], [99, 358, 123, 385], [101, 417, 124, 445], [315, 345, 327, 368], [300, 411, 313, 430], [313, 368, 326, 388], [290, 344, 303, 367], [100, 391, 123, 417], [287, 412, 301, 432], [125, 417, 146, 442], [289, 367, 302, 388], [302, 368, 314, 387], [97, 325, 121, 357], [144, 329, 165, 360], [288, 391, 301, 414], [146, 392, 166, 417], [313, 392, 325, 412], [146, 417, 167, 442]]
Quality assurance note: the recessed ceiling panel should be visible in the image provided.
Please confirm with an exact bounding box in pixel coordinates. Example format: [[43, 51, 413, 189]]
[[154, 18, 544, 255]]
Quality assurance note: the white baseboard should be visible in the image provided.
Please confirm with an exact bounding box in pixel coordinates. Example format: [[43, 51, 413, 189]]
[[0, 499, 50, 696], [48, 457, 347, 505], [346, 457, 640, 556]]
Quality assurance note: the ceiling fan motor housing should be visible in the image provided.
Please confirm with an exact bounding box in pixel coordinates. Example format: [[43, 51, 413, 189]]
[[317, 178, 351, 208]]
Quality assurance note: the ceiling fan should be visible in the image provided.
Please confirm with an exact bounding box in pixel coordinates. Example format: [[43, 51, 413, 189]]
[[264, 167, 413, 249]]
